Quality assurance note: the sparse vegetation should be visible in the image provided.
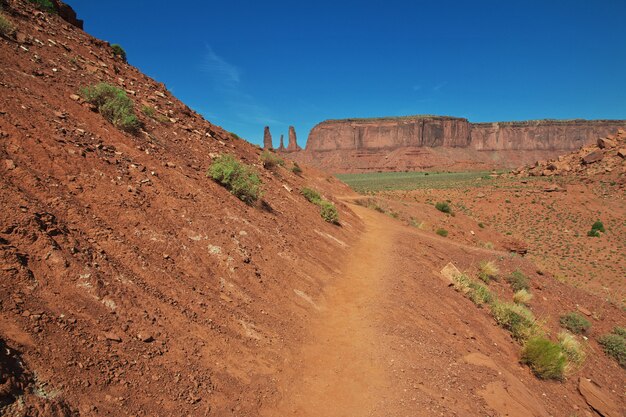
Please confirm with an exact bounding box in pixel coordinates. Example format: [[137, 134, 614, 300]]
[[478, 260, 499, 283], [260, 151, 284, 170], [435, 201, 452, 214], [506, 270, 530, 292], [28, 0, 55, 13], [559, 312, 591, 334], [598, 328, 626, 368], [141, 105, 155, 118], [80, 83, 142, 134], [491, 301, 542, 341], [111, 44, 127, 62], [521, 337, 566, 380], [291, 162, 302, 175], [301, 187, 339, 224], [467, 281, 494, 306], [208, 155, 261, 204], [0, 13, 13, 36], [436, 228, 448, 237], [513, 289, 533, 305]]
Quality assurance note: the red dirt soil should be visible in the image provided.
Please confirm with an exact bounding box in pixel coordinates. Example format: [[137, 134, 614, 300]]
[[0, 1, 624, 416]]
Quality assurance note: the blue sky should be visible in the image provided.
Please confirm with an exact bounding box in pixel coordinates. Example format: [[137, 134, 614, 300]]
[[70, 0, 626, 147]]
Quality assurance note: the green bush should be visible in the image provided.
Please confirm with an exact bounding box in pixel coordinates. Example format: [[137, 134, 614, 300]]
[[558, 331, 586, 372], [507, 270, 530, 292], [491, 301, 542, 341], [591, 220, 605, 233], [436, 228, 448, 237], [260, 151, 284, 170], [598, 331, 626, 368], [81, 83, 142, 134], [301, 187, 322, 204], [521, 337, 566, 380], [208, 155, 261, 204], [111, 44, 127, 62], [320, 201, 339, 224], [29, 0, 55, 13], [613, 327, 626, 338], [435, 201, 452, 214], [587, 229, 601, 237], [141, 105, 155, 118], [291, 162, 302, 175], [559, 312, 591, 334], [0, 13, 13, 36], [478, 260, 499, 283]]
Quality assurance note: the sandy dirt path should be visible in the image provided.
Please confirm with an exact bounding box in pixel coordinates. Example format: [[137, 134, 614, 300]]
[[264, 204, 395, 416]]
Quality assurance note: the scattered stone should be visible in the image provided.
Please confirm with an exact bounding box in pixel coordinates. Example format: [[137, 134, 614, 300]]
[[578, 378, 620, 417], [617, 149, 626, 159], [543, 184, 564, 192], [4, 159, 16, 170], [70, 94, 80, 101], [138, 333, 154, 343], [165, 162, 176, 168], [576, 305, 592, 317]]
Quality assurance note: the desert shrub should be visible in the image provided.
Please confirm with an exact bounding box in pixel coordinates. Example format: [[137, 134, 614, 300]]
[[558, 331, 586, 372], [208, 155, 261, 204], [29, 0, 55, 13], [598, 331, 626, 368], [81, 83, 141, 134], [491, 301, 542, 341], [436, 228, 448, 237], [507, 270, 530, 292], [591, 220, 605, 233], [320, 201, 339, 224], [513, 289, 533, 305], [141, 105, 155, 117], [0, 13, 13, 36], [450, 273, 472, 293], [521, 337, 566, 380], [478, 260, 499, 283], [468, 282, 494, 306], [613, 327, 626, 338], [291, 162, 302, 175], [111, 44, 127, 62], [260, 151, 284, 170], [301, 187, 322, 204], [559, 312, 591, 334], [478, 222, 485, 228], [435, 201, 452, 214]]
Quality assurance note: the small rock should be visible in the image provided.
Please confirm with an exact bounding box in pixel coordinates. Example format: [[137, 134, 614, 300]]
[[617, 149, 626, 159], [165, 162, 176, 168], [104, 332, 122, 342], [70, 94, 80, 101], [582, 150, 604, 165], [137, 333, 154, 343], [4, 159, 16, 170], [576, 305, 592, 317]]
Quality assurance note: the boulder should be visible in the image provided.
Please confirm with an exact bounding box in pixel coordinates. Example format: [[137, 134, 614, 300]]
[[582, 150, 604, 165], [578, 378, 620, 417], [597, 137, 616, 149]]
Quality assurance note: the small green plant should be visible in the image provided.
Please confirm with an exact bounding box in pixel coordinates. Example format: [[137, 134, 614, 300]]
[[260, 151, 284, 170], [613, 327, 626, 338], [478, 222, 485, 229], [81, 83, 141, 134], [141, 105, 155, 118], [208, 155, 261, 204], [559, 312, 591, 334], [521, 337, 566, 380], [291, 162, 302, 175], [598, 329, 626, 368], [436, 228, 448, 237], [507, 270, 530, 292], [467, 282, 493, 306], [558, 331, 586, 373], [491, 301, 542, 341], [435, 201, 452, 214], [301, 187, 322, 204], [586, 229, 601, 237], [320, 201, 339, 224], [301, 187, 339, 224], [111, 44, 127, 62], [450, 273, 472, 293], [0, 13, 14, 36], [478, 260, 499, 283], [28, 0, 56, 13], [513, 289, 533, 305]]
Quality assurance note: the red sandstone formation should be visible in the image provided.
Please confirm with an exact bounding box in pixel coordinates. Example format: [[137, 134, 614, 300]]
[[51, 0, 83, 29], [263, 126, 273, 150], [286, 116, 626, 172], [278, 134, 285, 151], [285, 126, 301, 152]]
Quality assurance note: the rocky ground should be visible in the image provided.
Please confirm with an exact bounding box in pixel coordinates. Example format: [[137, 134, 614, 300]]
[[0, 1, 624, 416]]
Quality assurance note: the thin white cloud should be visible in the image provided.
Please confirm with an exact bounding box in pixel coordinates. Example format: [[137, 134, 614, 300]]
[[203, 46, 241, 90]]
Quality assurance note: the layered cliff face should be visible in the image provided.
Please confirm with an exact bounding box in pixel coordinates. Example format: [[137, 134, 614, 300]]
[[291, 116, 626, 172]]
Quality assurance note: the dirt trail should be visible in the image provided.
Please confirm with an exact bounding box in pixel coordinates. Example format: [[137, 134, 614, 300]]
[[265, 205, 395, 416]]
